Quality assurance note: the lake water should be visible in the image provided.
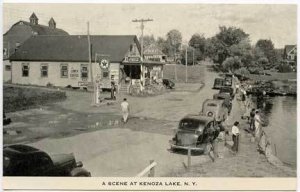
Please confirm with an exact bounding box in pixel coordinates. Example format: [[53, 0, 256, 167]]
[[263, 96, 297, 168]]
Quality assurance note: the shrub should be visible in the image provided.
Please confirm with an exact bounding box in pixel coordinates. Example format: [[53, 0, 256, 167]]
[[278, 64, 292, 73]]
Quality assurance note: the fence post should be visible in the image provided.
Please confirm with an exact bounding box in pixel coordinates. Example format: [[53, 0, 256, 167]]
[[274, 144, 277, 156], [148, 160, 155, 177], [187, 147, 191, 171]]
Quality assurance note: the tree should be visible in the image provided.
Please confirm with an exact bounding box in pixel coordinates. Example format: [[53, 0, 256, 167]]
[[255, 39, 277, 65], [188, 33, 206, 61], [139, 35, 156, 50], [166, 29, 182, 58], [206, 26, 250, 65], [222, 56, 242, 72], [216, 26, 249, 47], [156, 37, 168, 55]]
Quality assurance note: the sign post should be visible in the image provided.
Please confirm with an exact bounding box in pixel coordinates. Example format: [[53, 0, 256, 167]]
[[94, 54, 111, 104]]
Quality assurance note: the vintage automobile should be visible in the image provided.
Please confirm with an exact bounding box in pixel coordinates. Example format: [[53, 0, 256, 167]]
[[224, 73, 233, 86], [170, 114, 220, 152], [219, 86, 234, 99], [213, 78, 225, 89], [3, 144, 91, 176], [213, 93, 232, 114], [201, 99, 229, 122], [163, 79, 175, 89]]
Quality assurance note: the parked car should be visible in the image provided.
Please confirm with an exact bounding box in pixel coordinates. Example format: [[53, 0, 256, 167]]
[[170, 114, 220, 152], [213, 78, 225, 89], [3, 112, 11, 126], [163, 79, 175, 89], [201, 99, 229, 122], [3, 144, 91, 176], [224, 74, 233, 86], [213, 93, 232, 114], [219, 86, 234, 99]]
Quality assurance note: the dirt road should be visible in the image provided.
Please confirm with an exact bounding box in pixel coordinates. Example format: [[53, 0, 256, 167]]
[[5, 63, 224, 176]]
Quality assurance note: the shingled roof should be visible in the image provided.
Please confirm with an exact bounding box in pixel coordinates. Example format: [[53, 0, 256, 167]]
[[10, 35, 141, 62], [4, 20, 69, 36], [284, 45, 296, 54]]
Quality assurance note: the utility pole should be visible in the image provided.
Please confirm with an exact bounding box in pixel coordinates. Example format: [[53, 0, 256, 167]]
[[193, 48, 195, 66], [132, 18, 153, 60], [185, 46, 188, 83], [174, 47, 177, 81], [87, 22, 95, 104], [132, 18, 153, 89]]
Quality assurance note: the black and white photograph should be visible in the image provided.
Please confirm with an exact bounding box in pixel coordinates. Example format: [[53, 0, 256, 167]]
[[1, 1, 298, 189]]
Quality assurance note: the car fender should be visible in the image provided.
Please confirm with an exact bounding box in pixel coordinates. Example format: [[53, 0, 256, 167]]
[[70, 167, 91, 177]]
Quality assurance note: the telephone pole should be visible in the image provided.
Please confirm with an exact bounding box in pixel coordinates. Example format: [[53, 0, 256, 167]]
[[132, 18, 153, 60], [185, 47, 188, 83], [87, 22, 96, 104]]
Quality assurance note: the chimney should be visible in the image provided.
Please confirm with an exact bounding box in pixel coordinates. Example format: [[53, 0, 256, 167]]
[[48, 17, 56, 29], [29, 12, 38, 25]]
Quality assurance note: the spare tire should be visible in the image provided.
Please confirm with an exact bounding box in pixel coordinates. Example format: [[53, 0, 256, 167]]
[[207, 111, 214, 117]]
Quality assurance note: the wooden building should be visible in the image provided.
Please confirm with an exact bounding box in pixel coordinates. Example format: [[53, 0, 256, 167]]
[[9, 35, 164, 93], [3, 12, 69, 82]]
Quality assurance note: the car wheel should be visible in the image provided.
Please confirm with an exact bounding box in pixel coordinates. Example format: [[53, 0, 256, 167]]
[[70, 167, 91, 177], [207, 112, 213, 117]]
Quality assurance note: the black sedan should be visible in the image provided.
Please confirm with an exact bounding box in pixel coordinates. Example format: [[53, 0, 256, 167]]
[[3, 144, 91, 176], [170, 115, 220, 152]]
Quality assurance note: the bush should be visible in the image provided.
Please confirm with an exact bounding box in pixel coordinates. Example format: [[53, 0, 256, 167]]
[[222, 56, 242, 72], [278, 64, 292, 73]]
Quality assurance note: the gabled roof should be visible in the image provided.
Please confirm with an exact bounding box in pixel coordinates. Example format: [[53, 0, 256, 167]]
[[4, 20, 69, 36], [48, 18, 56, 25], [284, 45, 296, 54], [10, 35, 141, 63], [144, 43, 164, 55], [29, 12, 38, 20]]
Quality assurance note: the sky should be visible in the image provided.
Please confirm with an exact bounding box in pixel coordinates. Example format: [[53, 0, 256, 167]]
[[2, 3, 298, 48]]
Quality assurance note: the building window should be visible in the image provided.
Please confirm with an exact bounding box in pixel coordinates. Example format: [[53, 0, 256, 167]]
[[102, 71, 109, 78], [61, 64, 68, 78], [3, 48, 8, 57], [81, 65, 88, 78], [41, 64, 48, 77], [22, 63, 29, 77], [5, 65, 11, 71]]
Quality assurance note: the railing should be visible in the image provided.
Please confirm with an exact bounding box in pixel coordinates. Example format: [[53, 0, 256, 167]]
[[136, 160, 157, 177]]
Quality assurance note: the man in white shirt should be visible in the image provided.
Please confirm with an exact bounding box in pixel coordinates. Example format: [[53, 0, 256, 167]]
[[231, 121, 240, 152], [121, 98, 130, 123], [254, 111, 262, 139]]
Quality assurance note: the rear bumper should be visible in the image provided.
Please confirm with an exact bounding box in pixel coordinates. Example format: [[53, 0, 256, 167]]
[[169, 140, 205, 152]]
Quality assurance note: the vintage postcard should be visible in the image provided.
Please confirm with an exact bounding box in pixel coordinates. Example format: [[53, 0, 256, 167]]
[[1, 1, 298, 191]]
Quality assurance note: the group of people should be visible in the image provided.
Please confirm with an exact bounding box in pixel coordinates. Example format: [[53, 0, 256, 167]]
[[230, 76, 264, 154]]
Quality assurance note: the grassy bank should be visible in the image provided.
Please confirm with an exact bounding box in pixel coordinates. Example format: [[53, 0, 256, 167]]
[[245, 71, 297, 81], [164, 64, 205, 83], [4, 85, 67, 112]]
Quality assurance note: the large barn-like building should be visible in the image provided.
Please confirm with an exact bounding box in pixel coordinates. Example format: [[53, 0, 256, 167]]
[[3, 13, 69, 82], [9, 35, 164, 93]]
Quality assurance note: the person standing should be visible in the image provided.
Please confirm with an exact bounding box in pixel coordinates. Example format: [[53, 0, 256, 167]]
[[231, 121, 240, 153], [249, 108, 256, 132], [121, 98, 129, 123], [254, 111, 262, 139], [111, 82, 117, 100]]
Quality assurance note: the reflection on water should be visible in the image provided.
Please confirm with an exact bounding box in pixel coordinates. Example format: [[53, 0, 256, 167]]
[[263, 96, 297, 168]]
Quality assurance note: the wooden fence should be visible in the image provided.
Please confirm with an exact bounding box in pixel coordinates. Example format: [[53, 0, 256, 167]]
[[136, 160, 157, 177]]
